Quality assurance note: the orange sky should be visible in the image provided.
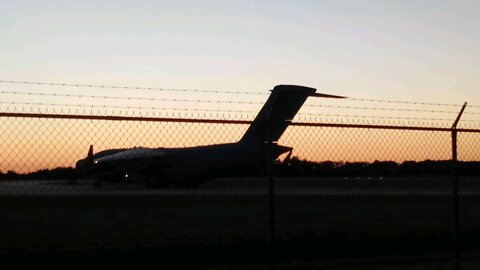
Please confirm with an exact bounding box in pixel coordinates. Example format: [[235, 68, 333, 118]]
[[1, 116, 478, 174], [1, 2, 480, 173]]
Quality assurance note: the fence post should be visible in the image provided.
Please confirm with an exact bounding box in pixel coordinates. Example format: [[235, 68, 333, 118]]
[[262, 92, 279, 269], [451, 102, 467, 270], [264, 120, 276, 269]]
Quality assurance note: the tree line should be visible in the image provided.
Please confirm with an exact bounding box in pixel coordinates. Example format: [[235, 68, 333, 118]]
[[1, 158, 478, 180]]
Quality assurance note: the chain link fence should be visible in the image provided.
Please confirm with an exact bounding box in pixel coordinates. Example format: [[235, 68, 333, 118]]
[[2, 113, 479, 174], [0, 110, 479, 268]]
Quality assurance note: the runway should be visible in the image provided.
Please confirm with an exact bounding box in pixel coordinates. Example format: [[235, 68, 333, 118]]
[[0, 177, 479, 196], [2, 177, 480, 269]]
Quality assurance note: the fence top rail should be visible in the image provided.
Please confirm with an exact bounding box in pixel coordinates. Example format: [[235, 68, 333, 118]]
[[1, 112, 480, 133], [291, 122, 479, 133]]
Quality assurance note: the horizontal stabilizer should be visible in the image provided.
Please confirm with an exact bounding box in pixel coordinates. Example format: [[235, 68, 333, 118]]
[[310, 92, 347, 99]]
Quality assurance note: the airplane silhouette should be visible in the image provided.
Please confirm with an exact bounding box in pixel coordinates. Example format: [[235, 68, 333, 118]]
[[75, 84, 345, 187]]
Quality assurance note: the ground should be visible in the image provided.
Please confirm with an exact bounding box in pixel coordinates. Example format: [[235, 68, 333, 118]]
[[1, 177, 479, 269]]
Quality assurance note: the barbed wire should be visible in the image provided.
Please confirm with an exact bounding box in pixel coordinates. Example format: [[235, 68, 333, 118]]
[[1, 101, 480, 123], [293, 117, 454, 128], [0, 79, 266, 95], [0, 90, 265, 105], [2, 79, 479, 109], [4, 90, 478, 115], [299, 112, 480, 123], [346, 97, 480, 108], [304, 104, 480, 115], [0, 101, 258, 114], [1, 108, 255, 120]]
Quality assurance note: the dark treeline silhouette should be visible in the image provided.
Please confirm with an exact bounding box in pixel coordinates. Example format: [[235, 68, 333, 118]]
[[0, 167, 78, 180], [1, 158, 479, 181], [216, 158, 480, 178], [274, 158, 480, 177]]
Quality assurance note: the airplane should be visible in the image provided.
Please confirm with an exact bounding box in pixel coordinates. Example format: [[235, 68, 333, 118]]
[[75, 84, 345, 187]]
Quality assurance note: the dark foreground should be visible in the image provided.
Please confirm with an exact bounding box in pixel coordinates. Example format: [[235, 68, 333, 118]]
[[1, 177, 480, 269]]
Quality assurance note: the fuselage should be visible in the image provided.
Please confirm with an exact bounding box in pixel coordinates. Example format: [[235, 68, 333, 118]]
[[76, 141, 290, 186]]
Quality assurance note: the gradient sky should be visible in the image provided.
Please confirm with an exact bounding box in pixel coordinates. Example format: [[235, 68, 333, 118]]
[[1, 0, 480, 172], [1, 0, 479, 103]]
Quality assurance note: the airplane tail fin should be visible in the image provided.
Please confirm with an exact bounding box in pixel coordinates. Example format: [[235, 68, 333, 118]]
[[240, 85, 314, 144], [240, 84, 345, 145]]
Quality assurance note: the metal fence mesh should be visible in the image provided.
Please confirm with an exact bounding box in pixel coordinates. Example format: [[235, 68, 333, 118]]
[[2, 115, 479, 174], [0, 116, 248, 173], [1, 112, 480, 268], [281, 126, 455, 163]]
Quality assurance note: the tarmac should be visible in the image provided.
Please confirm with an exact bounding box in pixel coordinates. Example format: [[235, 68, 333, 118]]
[[1, 177, 480, 269]]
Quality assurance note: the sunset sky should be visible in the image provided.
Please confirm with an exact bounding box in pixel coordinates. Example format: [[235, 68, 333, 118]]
[[1, 0, 479, 101], [1, 0, 480, 172]]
